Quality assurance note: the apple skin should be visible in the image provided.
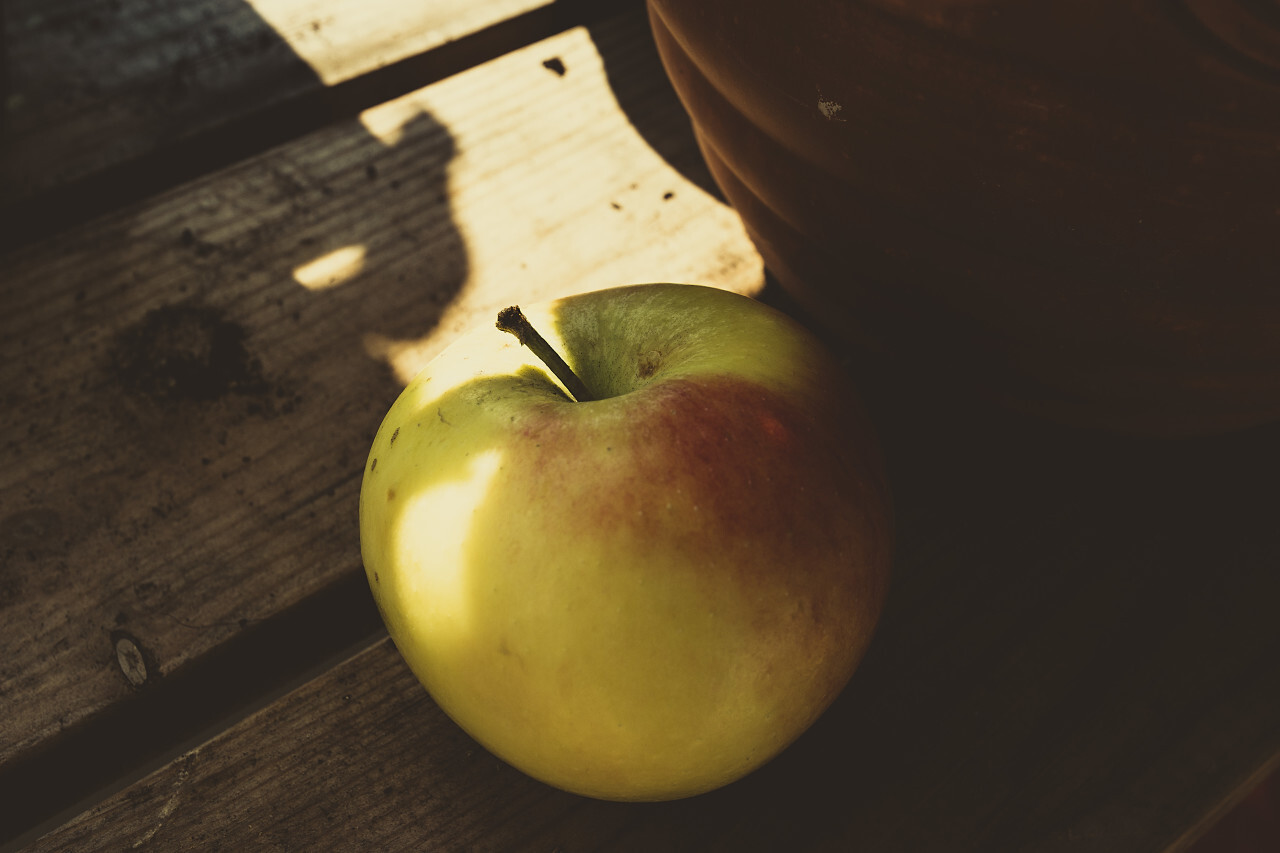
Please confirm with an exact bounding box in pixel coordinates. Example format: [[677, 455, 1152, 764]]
[[359, 283, 892, 801]]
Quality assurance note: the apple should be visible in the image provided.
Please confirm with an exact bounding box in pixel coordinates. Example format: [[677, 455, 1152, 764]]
[[359, 283, 892, 801]]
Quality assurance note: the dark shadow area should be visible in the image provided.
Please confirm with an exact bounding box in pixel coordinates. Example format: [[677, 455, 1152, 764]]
[[1176, 0, 1280, 83], [731, 274, 1280, 849], [0, 7, 9, 137]]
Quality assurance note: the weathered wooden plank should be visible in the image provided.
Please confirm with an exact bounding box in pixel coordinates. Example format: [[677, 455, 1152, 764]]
[[0, 0, 523, 194], [0, 1, 761, 819], [0, 0, 636, 242], [22, 377, 1280, 851]]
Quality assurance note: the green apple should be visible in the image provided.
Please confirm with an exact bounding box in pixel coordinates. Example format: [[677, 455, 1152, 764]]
[[359, 283, 892, 801]]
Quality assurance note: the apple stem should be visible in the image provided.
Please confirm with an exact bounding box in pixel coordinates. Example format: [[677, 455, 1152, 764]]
[[496, 306, 595, 402]]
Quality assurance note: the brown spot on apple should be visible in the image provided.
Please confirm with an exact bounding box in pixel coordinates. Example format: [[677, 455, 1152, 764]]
[[637, 350, 663, 380]]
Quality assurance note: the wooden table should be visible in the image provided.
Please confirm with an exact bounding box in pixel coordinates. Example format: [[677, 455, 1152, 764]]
[[2, 1, 1277, 849]]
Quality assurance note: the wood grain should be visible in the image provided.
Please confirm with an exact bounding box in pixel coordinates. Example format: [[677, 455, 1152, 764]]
[[23, 368, 1280, 851], [0, 0, 565, 194], [0, 2, 760, 808], [0, 0, 637, 245]]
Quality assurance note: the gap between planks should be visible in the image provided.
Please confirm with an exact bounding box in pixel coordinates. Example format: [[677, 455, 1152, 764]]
[[0, 585, 387, 853], [0, 0, 644, 251]]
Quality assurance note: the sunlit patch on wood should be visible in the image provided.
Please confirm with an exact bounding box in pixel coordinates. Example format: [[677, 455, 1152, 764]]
[[292, 244, 367, 290]]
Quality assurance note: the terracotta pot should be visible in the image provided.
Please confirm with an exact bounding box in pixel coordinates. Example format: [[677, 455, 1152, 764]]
[[647, 0, 1280, 434]]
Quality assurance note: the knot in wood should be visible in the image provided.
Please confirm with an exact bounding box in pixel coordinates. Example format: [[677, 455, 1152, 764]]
[[113, 632, 150, 687]]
